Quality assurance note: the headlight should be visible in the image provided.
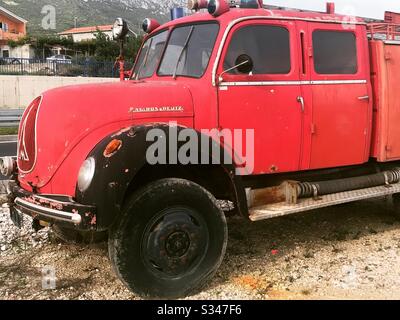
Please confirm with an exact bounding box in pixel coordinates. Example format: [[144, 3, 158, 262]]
[[77, 157, 96, 192]]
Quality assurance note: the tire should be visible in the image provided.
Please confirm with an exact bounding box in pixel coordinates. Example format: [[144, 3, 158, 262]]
[[109, 178, 228, 299], [388, 193, 400, 218], [52, 225, 108, 244]]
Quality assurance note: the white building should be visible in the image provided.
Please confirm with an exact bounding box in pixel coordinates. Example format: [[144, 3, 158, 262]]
[[59, 25, 113, 42]]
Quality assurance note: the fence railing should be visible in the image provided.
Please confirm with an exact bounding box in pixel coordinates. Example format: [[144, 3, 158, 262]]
[[0, 109, 23, 128], [0, 57, 134, 78]]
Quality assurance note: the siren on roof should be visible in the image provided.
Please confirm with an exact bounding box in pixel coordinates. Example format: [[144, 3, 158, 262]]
[[208, 0, 230, 17], [142, 18, 160, 33], [189, 0, 261, 13], [188, 0, 209, 11]]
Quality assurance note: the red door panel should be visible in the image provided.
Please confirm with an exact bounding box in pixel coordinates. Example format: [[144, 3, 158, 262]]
[[307, 23, 372, 169], [310, 84, 369, 168], [217, 20, 303, 175]]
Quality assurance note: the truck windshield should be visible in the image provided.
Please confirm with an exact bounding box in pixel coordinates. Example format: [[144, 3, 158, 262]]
[[132, 31, 168, 79], [158, 23, 219, 78]]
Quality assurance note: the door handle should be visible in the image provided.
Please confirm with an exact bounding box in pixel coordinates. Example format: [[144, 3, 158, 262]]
[[297, 96, 305, 112], [358, 95, 370, 101]]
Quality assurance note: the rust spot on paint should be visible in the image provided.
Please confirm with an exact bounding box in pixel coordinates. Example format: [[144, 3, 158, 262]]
[[111, 127, 131, 138], [127, 128, 136, 138], [270, 165, 278, 172], [251, 186, 285, 207], [104, 139, 123, 158]]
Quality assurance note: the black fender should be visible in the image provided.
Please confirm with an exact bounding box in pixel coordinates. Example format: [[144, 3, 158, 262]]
[[76, 123, 248, 230]]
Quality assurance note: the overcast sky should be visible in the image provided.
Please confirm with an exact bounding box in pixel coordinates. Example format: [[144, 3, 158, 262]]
[[263, 0, 400, 19]]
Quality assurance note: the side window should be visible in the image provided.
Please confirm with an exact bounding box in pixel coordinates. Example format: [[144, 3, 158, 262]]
[[224, 25, 291, 75], [312, 30, 358, 74]]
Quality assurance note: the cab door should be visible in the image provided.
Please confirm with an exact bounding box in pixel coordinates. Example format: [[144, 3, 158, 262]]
[[216, 20, 304, 175], [306, 23, 372, 169]]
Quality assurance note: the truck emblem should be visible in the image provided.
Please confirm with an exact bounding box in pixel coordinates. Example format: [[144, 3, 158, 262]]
[[129, 106, 184, 113]]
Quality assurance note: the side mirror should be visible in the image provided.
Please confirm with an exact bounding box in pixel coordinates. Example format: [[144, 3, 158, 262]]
[[218, 54, 254, 83], [112, 18, 129, 40], [235, 54, 254, 74]]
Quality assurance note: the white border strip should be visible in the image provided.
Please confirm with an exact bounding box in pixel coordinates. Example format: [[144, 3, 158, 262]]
[[220, 80, 367, 86], [17, 95, 43, 174]]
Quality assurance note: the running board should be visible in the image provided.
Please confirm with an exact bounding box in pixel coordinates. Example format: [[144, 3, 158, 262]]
[[249, 182, 400, 222]]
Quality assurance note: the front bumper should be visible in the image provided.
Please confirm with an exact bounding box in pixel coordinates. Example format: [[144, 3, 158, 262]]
[[6, 181, 97, 230]]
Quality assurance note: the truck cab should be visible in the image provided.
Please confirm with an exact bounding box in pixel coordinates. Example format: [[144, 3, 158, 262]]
[[2, 0, 400, 298]]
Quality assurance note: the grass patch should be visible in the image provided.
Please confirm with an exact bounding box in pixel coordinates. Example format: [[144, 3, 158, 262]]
[[0, 127, 18, 135]]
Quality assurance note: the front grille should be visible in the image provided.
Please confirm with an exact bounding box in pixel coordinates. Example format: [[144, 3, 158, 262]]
[[18, 96, 42, 173]]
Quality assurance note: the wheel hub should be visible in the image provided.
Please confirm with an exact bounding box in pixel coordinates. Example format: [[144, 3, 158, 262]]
[[142, 208, 208, 278], [165, 231, 191, 258]]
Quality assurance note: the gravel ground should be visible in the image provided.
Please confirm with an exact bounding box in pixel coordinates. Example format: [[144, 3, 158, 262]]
[[2, 197, 400, 300]]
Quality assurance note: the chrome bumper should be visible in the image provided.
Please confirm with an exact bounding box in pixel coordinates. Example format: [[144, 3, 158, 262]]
[[6, 181, 97, 230], [14, 197, 82, 224]]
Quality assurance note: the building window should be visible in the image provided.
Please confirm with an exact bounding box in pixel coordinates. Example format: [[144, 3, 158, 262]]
[[2, 50, 10, 58], [224, 25, 291, 75], [312, 30, 358, 74], [0, 22, 9, 32]]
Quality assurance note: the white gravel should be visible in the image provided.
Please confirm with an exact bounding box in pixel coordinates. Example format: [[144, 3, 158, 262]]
[[2, 198, 400, 300]]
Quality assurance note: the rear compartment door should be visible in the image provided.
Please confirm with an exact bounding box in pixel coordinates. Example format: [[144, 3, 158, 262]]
[[306, 23, 372, 169], [383, 44, 400, 160]]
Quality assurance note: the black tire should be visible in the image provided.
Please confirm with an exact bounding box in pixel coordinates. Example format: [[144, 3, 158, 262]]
[[52, 225, 108, 244], [387, 193, 400, 218], [109, 178, 228, 299]]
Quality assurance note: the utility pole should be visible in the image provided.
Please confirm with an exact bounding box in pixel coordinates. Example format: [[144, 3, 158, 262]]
[[74, 17, 78, 28]]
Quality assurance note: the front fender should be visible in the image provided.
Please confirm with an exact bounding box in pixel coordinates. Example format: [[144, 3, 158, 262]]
[[76, 123, 248, 230]]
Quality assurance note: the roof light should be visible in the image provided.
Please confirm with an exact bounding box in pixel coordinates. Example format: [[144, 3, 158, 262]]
[[326, 2, 335, 14], [171, 7, 185, 20], [142, 18, 160, 34], [188, 0, 209, 11], [208, 0, 230, 17], [237, 0, 261, 8]]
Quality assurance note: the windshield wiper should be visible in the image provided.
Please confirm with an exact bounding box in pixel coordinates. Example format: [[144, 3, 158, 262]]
[[172, 26, 195, 79]]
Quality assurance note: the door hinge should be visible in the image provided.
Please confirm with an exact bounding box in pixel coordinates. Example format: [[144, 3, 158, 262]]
[[385, 52, 392, 60], [386, 145, 392, 153], [311, 123, 316, 134]]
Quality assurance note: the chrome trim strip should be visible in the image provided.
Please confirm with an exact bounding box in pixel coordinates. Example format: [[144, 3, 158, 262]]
[[17, 95, 43, 174], [212, 15, 365, 86], [15, 197, 82, 224], [219, 80, 367, 86], [384, 40, 400, 45]]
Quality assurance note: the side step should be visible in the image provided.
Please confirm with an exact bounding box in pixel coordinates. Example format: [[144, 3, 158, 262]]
[[249, 182, 400, 222]]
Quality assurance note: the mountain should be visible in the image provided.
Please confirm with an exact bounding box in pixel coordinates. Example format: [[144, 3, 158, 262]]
[[0, 0, 186, 34]]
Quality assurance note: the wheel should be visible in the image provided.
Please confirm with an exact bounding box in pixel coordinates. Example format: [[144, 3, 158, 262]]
[[388, 193, 400, 218], [52, 225, 108, 244], [109, 178, 228, 299]]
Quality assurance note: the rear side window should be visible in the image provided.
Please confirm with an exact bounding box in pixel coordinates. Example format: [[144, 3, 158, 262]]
[[224, 25, 291, 75], [312, 30, 358, 74]]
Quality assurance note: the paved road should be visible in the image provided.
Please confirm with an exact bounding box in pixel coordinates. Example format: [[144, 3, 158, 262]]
[[0, 138, 17, 181]]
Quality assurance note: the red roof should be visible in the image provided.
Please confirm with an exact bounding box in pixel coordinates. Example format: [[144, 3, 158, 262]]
[[59, 25, 113, 35]]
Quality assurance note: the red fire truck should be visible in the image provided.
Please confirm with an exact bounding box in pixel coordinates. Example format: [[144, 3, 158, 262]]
[[1, 0, 400, 298]]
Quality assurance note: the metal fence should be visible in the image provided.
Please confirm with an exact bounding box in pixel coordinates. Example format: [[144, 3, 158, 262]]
[[0, 57, 133, 78], [0, 109, 23, 128]]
